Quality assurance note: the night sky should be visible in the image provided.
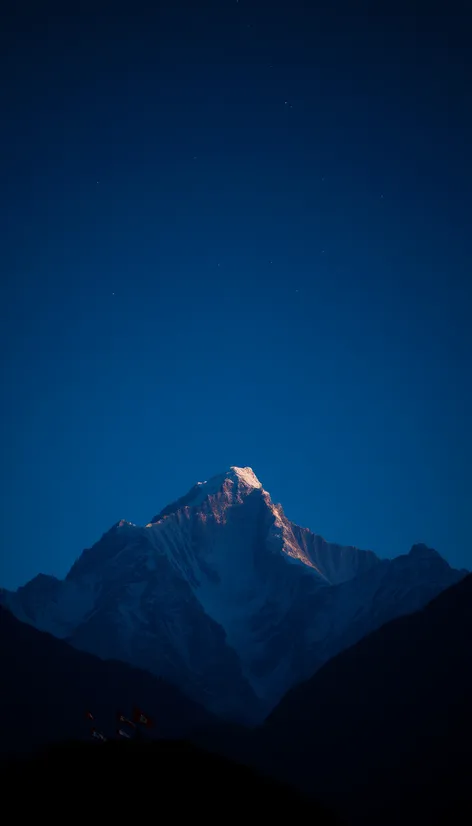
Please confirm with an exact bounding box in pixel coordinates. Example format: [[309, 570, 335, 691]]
[[1, 0, 471, 589]]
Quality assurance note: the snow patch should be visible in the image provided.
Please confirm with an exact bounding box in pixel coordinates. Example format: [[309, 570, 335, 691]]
[[229, 466, 262, 489]]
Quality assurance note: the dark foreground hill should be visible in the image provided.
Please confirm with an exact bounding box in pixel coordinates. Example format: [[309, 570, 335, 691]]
[[255, 574, 472, 825], [3, 572, 472, 826], [0, 605, 216, 756], [1, 739, 342, 825]]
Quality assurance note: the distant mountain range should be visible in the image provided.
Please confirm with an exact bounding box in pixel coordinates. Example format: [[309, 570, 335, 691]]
[[1, 466, 467, 721]]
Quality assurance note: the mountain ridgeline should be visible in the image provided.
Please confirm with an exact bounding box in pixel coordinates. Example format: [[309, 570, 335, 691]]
[[0, 467, 466, 722]]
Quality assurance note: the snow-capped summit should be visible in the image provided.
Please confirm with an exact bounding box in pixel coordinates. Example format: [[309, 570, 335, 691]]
[[150, 466, 263, 525], [1, 466, 467, 723], [228, 466, 263, 488]]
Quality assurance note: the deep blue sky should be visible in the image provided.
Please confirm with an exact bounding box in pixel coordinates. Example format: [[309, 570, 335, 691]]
[[1, 0, 471, 589]]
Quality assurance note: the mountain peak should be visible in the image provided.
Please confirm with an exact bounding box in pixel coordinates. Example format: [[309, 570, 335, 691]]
[[227, 466, 262, 489], [4, 464, 467, 726], [150, 466, 264, 524], [408, 543, 443, 561]]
